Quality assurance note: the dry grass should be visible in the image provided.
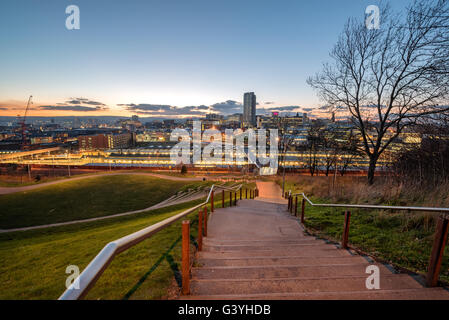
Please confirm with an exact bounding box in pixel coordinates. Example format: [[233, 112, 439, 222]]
[[283, 174, 449, 208], [277, 174, 449, 281]]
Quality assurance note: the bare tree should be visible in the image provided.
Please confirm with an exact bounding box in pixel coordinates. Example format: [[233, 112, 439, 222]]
[[393, 114, 449, 185], [275, 117, 294, 195], [308, 0, 449, 184], [321, 127, 340, 176], [305, 122, 323, 176], [337, 130, 362, 176]]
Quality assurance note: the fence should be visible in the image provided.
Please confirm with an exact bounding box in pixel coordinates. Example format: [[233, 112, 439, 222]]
[[284, 191, 449, 287]]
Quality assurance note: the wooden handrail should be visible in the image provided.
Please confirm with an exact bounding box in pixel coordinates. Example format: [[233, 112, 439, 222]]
[[59, 183, 243, 300], [293, 191, 449, 287], [297, 192, 449, 213]]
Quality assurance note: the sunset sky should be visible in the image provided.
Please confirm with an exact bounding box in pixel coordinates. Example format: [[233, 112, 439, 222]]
[[0, 0, 412, 118]]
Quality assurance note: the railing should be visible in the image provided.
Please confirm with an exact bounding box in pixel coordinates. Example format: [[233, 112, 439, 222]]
[[59, 182, 251, 300], [284, 191, 449, 288], [298, 193, 449, 213]]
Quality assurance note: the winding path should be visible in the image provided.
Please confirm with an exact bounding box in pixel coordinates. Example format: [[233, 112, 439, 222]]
[[0, 172, 206, 233], [0, 180, 241, 233], [0, 187, 209, 233]]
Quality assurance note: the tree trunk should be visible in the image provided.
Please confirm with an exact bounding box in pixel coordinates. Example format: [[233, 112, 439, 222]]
[[325, 164, 330, 176], [282, 165, 286, 195], [367, 156, 378, 185]]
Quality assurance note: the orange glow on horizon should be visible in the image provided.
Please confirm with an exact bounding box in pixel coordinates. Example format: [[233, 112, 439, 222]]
[[0, 98, 325, 119]]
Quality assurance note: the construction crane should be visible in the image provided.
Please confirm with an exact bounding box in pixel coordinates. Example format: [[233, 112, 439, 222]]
[[18, 95, 33, 150]]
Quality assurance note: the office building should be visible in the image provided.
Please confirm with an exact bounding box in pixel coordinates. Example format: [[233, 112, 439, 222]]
[[78, 134, 109, 150], [107, 133, 133, 149], [78, 133, 132, 150], [243, 92, 256, 127]]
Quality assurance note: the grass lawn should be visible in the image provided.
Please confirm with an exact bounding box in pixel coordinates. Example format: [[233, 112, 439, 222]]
[[0, 182, 246, 300], [0, 172, 98, 187], [0, 176, 66, 187], [0, 199, 204, 300], [280, 179, 449, 283], [0, 180, 38, 187], [0, 175, 209, 229]]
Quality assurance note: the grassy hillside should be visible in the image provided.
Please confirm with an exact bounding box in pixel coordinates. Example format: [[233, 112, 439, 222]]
[[0, 200, 203, 300], [0, 182, 243, 300], [0, 175, 208, 229]]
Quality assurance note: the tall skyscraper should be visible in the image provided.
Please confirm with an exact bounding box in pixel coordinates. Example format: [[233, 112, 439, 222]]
[[243, 92, 256, 127]]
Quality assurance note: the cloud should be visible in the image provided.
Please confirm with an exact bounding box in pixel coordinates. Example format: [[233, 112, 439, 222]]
[[117, 100, 243, 117], [0, 101, 38, 112], [262, 106, 301, 112], [193, 105, 210, 110], [35, 97, 109, 112], [274, 106, 301, 111], [38, 105, 107, 112], [264, 102, 275, 105], [0, 98, 110, 115], [119, 103, 211, 116], [116, 101, 319, 118], [65, 98, 106, 106], [119, 104, 173, 112], [209, 100, 242, 115]]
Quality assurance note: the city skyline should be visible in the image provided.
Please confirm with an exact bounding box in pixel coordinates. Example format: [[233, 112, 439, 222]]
[[1, 0, 449, 305], [0, 95, 314, 120], [0, 0, 413, 118]]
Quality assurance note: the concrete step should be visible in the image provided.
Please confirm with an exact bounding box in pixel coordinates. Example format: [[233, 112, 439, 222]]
[[203, 237, 320, 246], [180, 182, 449, 300], [190, 274, 422, 295], [182, 287, 449, 300], [220, 208, 288, 216], [192, 263, 392, 279], [198, 247, 350, 259], [202, 242, 329, 252], [197, 255, 368, 267], [204, 235, 311, 242]]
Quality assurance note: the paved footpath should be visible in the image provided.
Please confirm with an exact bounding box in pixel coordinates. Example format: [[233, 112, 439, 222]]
[[0, 188, 207, 233], [185, 181, 449, 300]]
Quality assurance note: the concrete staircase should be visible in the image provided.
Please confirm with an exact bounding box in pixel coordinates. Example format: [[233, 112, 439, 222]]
[[184, 182, 449, 300]]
